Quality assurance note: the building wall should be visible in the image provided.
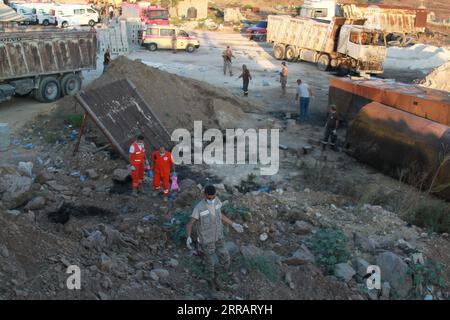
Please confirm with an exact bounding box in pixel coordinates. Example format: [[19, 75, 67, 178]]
[[172, 0, 208, 20]]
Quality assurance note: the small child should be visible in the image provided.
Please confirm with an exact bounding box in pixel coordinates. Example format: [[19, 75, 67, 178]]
[[170, 172, 179, 192]]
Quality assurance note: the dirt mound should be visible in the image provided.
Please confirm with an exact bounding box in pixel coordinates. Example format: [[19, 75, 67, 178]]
[[73, 56, 260, 132], [421, 61, 450, 92]]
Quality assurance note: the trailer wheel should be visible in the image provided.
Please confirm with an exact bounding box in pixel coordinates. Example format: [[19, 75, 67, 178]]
[[61, 74, 82, 96], [34, 77, 61, 103], [273, 44, 285, 60], [317, 54, 330, 72], [285, 46, 297, 61]]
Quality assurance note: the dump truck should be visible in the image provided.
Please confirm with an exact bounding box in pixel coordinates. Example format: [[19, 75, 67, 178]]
[[267, 15, 387, 74], [0, 29, 97, 103], [329, 78, 450, 200], [299, 0, 427, 46]]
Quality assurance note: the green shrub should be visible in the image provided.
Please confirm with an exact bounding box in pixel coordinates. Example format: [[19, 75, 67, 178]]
[[407, 199, 450, 234], [311, 228, 350, 273], [242, 4, 253, 10], [222, 203, 251, 221], [241, 255, 280, 282], [408, 259, 446, 297], [168, 211, 192, 244], [64, 114, 83, 128]]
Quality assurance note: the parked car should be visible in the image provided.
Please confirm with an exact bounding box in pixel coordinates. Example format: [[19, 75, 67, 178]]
[[245, 21, 267, 41], [14, 4, 37, 25], [139, 25, 200, 53]]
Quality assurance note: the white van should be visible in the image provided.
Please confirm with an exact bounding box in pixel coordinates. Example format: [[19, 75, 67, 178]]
[[53, 4, 100, 27]]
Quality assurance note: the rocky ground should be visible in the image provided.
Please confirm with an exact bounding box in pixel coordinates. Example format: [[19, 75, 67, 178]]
[[1, 79, 449, 300], [0, 31, 449, 300]]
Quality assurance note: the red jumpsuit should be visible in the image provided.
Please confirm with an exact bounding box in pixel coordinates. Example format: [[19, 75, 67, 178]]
[[129, 142, 146, 191], [152, 150, 174, 196]]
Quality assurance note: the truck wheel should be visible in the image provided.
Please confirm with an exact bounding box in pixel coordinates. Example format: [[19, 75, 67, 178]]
[[61, 74, 82, 96], [285, 46, 297, 61], [186, 44, 195, 53], [147, 43, 157, 51], [34, 77, 61, 103], [43, 19, 49, 26], [317, 54, 330, 72], [88, 20, 95, 27], [273, 44, 285, 60], [61, 21, 68, 28]]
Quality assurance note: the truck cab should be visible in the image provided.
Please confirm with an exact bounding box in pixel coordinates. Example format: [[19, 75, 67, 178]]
[[299, 0, 339, 21], [122, 3, 169, 25], [337, 25, 387, 74]]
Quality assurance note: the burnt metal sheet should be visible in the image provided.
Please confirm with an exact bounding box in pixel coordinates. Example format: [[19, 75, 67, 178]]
[[75, 79, 172, 161], [348, 102, 450, 200], [0, 30, 97, 81], [342, 4, 427, 33], [330, 78, 450, 126]]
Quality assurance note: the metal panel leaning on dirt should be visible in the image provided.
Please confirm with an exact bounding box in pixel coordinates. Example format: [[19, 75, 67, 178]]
[[75, 79, 173, 160], [0, 30, 96, 81]]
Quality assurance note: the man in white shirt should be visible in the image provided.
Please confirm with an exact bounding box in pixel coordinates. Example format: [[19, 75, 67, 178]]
[[295, 79, 313, 122]]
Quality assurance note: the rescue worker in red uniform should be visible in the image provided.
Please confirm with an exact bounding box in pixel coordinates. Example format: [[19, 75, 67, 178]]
[[129, 135, 147, 196], [151, 146, 175, 201]]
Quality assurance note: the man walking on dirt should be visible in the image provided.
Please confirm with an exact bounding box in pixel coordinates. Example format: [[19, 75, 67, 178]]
[[322, 104, 339, 151], [295, 79, 313, 121], [171, 30, 177, 54], [222, 46, 235, 76], [103, 48, 111, 74], [186, 185, 244, 291], [237, 64, 252, 96], [151, 146, 175, 201], [280, 62, 288, 97], [129, 135, 147, 196]]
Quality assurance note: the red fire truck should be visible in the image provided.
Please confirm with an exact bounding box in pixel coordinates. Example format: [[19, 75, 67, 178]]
[[121, 2, 169, 25]]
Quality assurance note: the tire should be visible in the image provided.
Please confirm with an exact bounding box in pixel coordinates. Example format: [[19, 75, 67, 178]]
[[273, 44, 285, 60], [43, 19, 49, 26], [88, 20, 95, 27], [186, 44, 195, 53], [61, 74, 82, 96], [61, 21, 68, 28], [34, 77, 61, 103], [317, 54, 330, 72], [147, 43, 157, 51], [285, 46, 297, 61]]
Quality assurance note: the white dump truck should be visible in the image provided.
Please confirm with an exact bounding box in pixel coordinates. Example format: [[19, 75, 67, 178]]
[[267, 15, 387, 74]]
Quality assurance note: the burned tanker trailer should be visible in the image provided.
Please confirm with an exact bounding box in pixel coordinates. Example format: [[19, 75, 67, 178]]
[[329, 78, 450, 200]]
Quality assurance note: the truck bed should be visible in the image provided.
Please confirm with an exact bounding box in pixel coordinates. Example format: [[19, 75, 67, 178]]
[[0, 29, 97, 81], [267, 15, 341, 54]]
